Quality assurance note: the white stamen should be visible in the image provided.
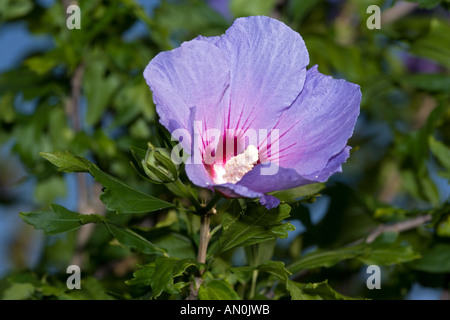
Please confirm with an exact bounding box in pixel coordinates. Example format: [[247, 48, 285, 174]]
[[213, 145, 259, 184]]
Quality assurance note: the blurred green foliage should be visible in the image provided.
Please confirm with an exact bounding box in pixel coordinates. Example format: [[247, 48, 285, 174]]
[[0, 0, 449, 300]]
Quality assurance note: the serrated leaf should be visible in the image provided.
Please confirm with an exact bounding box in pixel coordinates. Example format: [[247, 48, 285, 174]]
[[287, 280, 356, 300], [41, 151, 174, 213], [219, 202, 294, 253], [286, 280, 316, 300], [89, 164, 174, 213], [125, 264, 156, 287], [150, 257, 198, 298], [20, 204, 83, 235], [198, 279, 240, 300], [231, 260, 291, 284], [40, 151, 90, 172], [104, 222, 166, 256]]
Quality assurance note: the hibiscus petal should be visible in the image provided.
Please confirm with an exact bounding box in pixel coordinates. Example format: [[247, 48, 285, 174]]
[[209, 16, 309, 134], [215, 183, 264, 199], [235, 146, 351, 195], [236, 163, 314, 194], [143, 39, 230, 152], [185, 162, 215, 188], [261, 65, 360, 176], [303, 146, 351, 182]]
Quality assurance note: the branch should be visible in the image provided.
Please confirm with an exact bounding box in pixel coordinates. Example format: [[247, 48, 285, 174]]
[[381, 1, 418, 25], [366, 214, 432, 243], [186, 195, 219, 300]]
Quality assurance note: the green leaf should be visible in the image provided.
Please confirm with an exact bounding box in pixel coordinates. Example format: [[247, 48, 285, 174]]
[[287, 280, 356, 300], [113, 80, 155, 125], [0, 0, 33, 22], [83, 60, 120, 126], [230, 0, 276, 17], [397, 74, 450, 93], [429, 135, 450, 171], [41, 151, 174, 213], [2, 283, 35, 300], [288, 239, 420, 273], [34, 176, 67, 206], [20, 204, 83, 235], [104, 222, 166, 256], [219, 202, 295, 253], [287, 246, 366, 273], [153, 233, 197, 259], [150, 257, 198, 298], [288, 0, 319, 23], [24, 55, 59, 75], [89, 164, 174, 213], [410, 19, 450, 69], [62, 277, 115, 300], [357, 241, 421, 266], [437, 215, 450, 237], [286, 280, 316, 300], [125, 264, 155, 287], [269, 183, 325, 202], [244, 240, 277, 266], [198, 279, 240, 300], [409, 244, 450, 273], [0, 92, 16, 123], [405, 0, 448, 9], [231, 260, 292, 284], [40, 151, 90, 172]]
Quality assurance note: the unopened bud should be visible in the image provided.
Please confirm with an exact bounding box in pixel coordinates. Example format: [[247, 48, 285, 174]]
[[142, 145, 179, 183]]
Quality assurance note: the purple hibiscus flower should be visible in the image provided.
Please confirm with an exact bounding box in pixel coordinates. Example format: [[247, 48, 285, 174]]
[[144, 16, 361, 209]]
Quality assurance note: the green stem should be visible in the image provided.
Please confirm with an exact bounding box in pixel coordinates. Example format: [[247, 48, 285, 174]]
[[187, 192, 222, 300], [250, 269, 259, 299], [197, 213, 211, 265], [170, 179, 203, 213], [209, 223, 222, 239]]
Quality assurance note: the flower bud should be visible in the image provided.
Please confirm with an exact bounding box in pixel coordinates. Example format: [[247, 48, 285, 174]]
[[142, 145, 179, 183]]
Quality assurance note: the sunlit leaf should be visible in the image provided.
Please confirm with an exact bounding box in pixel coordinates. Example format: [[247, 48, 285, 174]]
[[39, 151, 90, 172], [104, 222, 167, 256], [198, 279, 240, 300], [20, 204, 83, 235], [219, 202, 295, 253]]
